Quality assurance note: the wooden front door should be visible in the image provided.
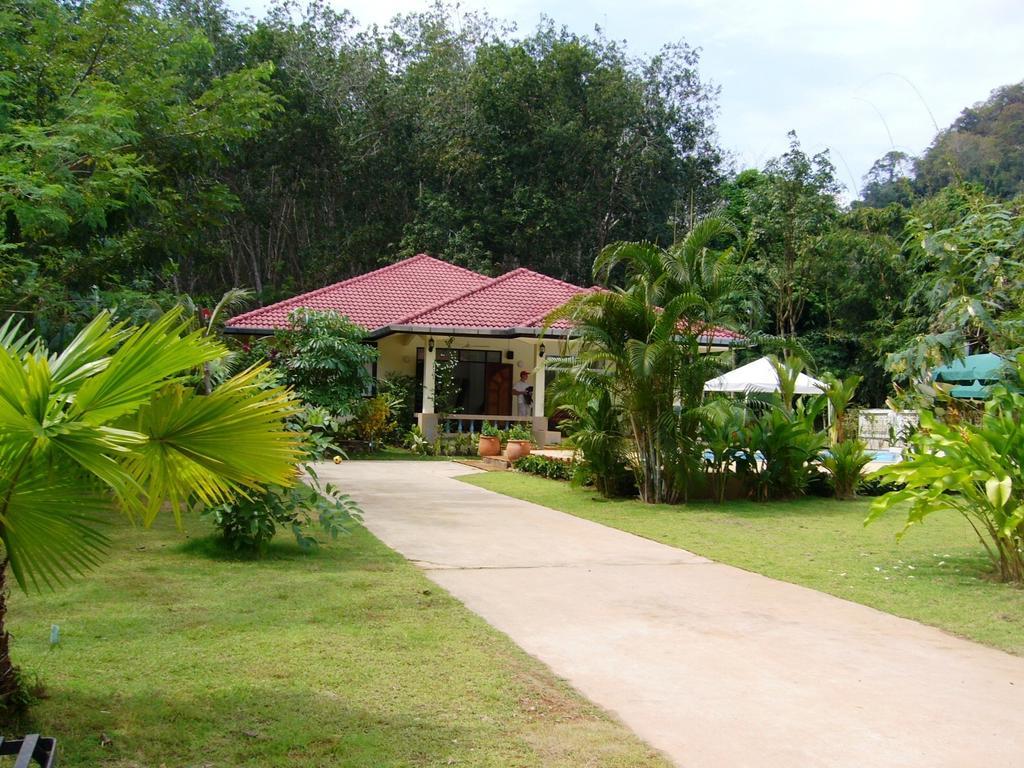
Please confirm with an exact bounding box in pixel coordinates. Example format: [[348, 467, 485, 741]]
[[484, 363, 512, 415]]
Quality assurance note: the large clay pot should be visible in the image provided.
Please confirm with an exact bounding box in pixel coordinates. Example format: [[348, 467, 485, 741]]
[[505, 439, 533, 461], [478, 435, 501, 457]]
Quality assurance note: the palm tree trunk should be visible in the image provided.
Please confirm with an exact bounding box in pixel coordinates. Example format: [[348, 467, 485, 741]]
[[0, 559, 20, 708]]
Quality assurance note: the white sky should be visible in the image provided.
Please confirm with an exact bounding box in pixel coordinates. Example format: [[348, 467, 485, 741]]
[[225, 0, 1024, 196]]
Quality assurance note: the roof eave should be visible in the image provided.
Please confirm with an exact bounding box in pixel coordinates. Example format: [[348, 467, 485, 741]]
[[369, 324, 572, 340], [223, 326, 274, 336]]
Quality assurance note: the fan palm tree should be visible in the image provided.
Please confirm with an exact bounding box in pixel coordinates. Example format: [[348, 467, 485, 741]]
[[548, 216, 745, 503], [0, 308, 304, 708]]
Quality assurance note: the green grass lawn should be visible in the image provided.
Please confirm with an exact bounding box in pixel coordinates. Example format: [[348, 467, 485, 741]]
[[4, 514, 668, 767], [461, 473, 1024, 655]]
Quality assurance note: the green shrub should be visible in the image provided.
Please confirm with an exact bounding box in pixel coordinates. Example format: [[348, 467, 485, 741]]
[[553, 387, 628, 498], [504, 424, 534, 443], [273, 309, 377, 414], [404, 426, 431, 454], [700, 399, 747, 503], [378, 374, 418, 432], [481, 420, 501, 437], [288, 405, 346, 460], [205, 468, 361, 554], [823, 439, 872, 500], [868, 375, 1024, 582], [354, 394, 398, 447], [513, 454, 574, 481], [739, 400, 828, 501]]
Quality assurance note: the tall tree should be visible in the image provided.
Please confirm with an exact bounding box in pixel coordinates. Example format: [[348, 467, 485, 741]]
[[550, 217, 742, 503], [0, 0, 276, 339], [729, 132, 841, 339]]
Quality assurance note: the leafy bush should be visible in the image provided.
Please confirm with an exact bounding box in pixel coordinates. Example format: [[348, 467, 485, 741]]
[[205, 468, 361, 554], [552, 386, 628, 498], [404, 426, 431, 454], [273, 310, 377, 414], [739, 399, 828, 501], [481, 420, 501, 437], [822, 439, 872, 500], [856, 476, 905, 497], [433, 432, 477, 457], [700, 399, 747, 503], [514, 454, 574, 480], [354, 394, 398, 447], [378, 374, 418, 432], [287, 405, 346, 460], [868, 376, 1024, 582], [504, 424, 535, 443]]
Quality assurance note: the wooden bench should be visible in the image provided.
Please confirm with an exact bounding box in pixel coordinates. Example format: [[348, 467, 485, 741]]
[[0, 735, 56, 767]]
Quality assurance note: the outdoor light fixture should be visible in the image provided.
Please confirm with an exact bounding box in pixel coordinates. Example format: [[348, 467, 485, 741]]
[[428, 337, 435, 352], [538, 343, 546, 358]]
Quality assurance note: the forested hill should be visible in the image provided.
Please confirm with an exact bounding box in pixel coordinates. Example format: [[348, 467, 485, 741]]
[[860, 81, 1024, 207], [0, 0, 722, 335]]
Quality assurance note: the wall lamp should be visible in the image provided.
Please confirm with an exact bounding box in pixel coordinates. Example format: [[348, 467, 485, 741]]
[[428, 337, 435, 353], [538, 343, 546, 358]]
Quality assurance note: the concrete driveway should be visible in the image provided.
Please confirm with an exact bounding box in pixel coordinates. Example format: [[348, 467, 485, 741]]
[[317, 461, 1024, 767]]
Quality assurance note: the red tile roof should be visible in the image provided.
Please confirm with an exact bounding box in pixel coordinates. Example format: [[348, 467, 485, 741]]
[[405, 268, 589, 329], [225, 254, 742, 344], [225, 254, 490, 331]]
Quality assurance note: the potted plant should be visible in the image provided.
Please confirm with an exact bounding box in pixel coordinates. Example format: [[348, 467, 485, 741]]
[[504, 424, 535, 461], [478, 421, 501, 457]]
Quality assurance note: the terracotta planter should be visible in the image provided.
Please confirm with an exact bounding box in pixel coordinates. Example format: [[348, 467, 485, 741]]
[[478, 435, 501, 457], [505, 439, 533, 461]]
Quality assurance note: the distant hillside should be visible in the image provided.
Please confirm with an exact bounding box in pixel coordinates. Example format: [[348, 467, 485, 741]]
[[860, 81, 1024, 205]]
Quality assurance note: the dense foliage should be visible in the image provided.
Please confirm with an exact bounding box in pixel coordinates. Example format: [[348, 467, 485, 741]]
[[868, 362, 1024, 583], [1, 0, 723, 340], [269, 310, 377, 414], [550, 217, 742, 503], [513, 454, 574, 481]]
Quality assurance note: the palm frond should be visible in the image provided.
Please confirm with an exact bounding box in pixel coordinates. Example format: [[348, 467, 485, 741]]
[[72, 308, 225, 423], [0, 461, 112, 591], [123, 366, 304, 523]]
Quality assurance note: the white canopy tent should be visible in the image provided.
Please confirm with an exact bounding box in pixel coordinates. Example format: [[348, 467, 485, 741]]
[[703, 356, 827, 396]]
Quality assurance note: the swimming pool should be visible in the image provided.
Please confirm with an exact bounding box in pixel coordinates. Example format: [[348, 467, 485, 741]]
[[701, 449, 903, 463], [868, 450, 902, 463]]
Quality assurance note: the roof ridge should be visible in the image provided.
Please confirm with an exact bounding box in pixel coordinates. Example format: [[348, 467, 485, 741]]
[[227, 254, 485, 325], [397, 268, 527, 324]]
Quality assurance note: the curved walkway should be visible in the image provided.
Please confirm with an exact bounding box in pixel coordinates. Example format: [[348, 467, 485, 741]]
[[318, 461, 1024, 767]]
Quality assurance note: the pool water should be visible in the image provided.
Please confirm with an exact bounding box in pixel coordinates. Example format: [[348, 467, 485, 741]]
[[702, 449, 903, 463]]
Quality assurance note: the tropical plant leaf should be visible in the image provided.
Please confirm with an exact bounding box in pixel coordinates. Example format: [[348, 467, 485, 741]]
[[123, 366, 304, 522], [0, 461, 112, 591]]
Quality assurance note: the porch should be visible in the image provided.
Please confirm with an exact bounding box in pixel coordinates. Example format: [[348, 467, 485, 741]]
[[373, 331, 559, 444]]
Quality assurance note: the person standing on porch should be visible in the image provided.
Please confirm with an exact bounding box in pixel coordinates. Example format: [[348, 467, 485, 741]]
[[513, 370, 533, 417]]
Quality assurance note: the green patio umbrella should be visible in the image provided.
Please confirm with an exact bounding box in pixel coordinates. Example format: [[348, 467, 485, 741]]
[[947, 382, 991, 400], [932, 353, 1007, 384]]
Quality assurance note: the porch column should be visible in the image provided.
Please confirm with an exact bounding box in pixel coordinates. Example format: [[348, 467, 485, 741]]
[[417, 340, 439, 442], [532, 357, 545, 417], [531, 354, 547, 445], [422, 340, 436, 414]]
